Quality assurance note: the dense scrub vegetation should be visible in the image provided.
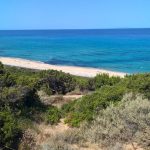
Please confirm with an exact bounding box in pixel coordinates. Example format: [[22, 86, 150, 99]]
[[63, 85, 126, 127], [42, 93, 150, 150], [62, 73, 150, 127], [0, 63, 77, 149], [0, 61, 150, 149]]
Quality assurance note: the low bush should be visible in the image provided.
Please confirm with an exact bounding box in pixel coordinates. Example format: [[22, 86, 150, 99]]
[[88, 73, 121, 90], [0, 108, 21, 149], [123, 74, 150, 99], [74, 76, 90, 92], [45, 106, 61, 124], [39, 70, 76, 95], [63, 84, 126, 127], [0, 73, 16, 88], [79, 93, 150, 149]]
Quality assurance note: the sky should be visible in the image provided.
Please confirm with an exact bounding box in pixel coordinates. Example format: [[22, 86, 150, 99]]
[[0, 0, 150, 29]]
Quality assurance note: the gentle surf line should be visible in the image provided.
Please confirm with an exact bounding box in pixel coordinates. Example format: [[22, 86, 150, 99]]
[[0, 57, 127, 77]]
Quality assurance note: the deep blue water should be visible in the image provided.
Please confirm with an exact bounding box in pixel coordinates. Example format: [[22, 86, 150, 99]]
[[0, 29, 150, 73]]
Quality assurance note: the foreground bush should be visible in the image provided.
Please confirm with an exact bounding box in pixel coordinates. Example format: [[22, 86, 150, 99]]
[[80, 93, 150, 149], [40, 93, 150, 150], [0, 108, 20, 149]]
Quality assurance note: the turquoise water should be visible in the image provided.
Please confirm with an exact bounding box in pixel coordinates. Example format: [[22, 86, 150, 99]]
[[0, 29, 150, 73]]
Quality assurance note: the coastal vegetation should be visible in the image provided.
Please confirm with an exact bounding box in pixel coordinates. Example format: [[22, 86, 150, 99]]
[[0, 61, 150, 149]]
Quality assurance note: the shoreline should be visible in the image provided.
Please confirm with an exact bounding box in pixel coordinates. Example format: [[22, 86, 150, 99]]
[[0, 57, 127, 77]]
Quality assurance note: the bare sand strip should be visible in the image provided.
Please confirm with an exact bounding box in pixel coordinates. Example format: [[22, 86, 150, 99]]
[[0, 57, 127, 77]]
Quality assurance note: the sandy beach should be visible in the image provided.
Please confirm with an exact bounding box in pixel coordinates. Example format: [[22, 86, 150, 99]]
[[0, 57, 126, 77]]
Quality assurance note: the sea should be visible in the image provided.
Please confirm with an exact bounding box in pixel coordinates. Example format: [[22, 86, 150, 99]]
[[0, 29, 150, 73]]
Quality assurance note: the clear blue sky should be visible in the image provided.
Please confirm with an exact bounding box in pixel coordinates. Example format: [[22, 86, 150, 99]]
[[0, 0, 150, 29]]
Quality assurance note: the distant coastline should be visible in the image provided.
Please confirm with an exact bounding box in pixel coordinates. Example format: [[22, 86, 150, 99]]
[[0, 57, 126, 77]]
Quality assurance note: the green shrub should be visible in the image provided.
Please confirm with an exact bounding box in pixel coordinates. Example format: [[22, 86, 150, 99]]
[[0, 73, 16, 88], [61, 100, 77, 115], [39, 70, 76, 95], [16, 76, 39, 87], [0, 86, 37, 108], [45, 106, 61, 124], [75, 76, 90, 92], [88, 73, 121, 90], [121, 73, 150, 99], [63, 84, 126, 127], [0, 108, 20, 149]]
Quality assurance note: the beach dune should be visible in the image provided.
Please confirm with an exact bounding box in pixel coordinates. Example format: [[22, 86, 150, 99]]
[[0, 57, 126, 77]]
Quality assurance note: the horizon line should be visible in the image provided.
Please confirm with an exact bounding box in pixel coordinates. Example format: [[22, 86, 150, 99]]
[[0, 27, 150, 31]]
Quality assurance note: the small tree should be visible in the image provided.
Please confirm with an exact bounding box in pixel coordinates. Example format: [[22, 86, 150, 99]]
[[39, 70, 76, 94]]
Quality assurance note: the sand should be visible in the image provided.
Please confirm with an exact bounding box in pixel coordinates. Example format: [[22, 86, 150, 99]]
[[0, 57, 127, 77]]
